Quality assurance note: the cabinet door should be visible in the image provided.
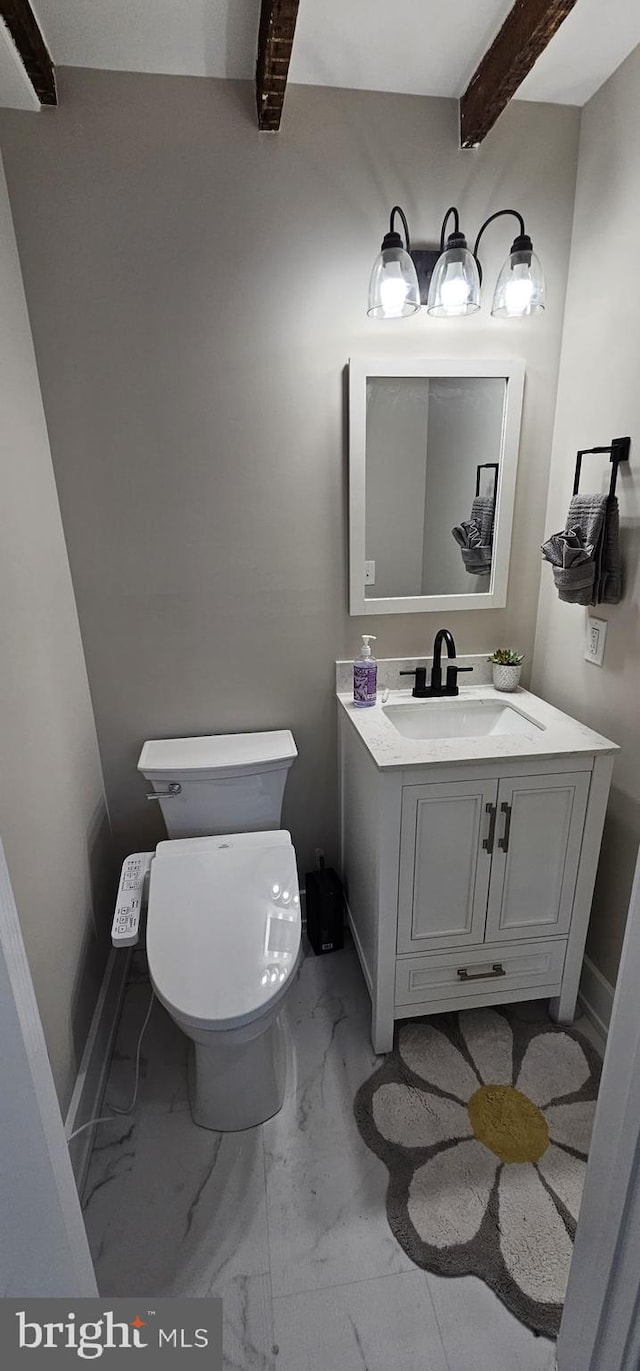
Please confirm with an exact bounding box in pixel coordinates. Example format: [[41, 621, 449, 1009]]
[[397, 780, 498, 953], [485, 772, 590, 942]]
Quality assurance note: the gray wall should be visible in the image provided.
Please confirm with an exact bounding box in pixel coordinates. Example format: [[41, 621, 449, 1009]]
[[0, 152, 113, 1112], [365, 377, 429, 598], [423, 377, 506, 596], [0, 70, 580, 876], [532, 44, 640, 990], [0, 838, 97, 1295]]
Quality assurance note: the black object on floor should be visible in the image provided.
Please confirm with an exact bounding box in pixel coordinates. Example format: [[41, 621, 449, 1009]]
[[305, 867, 345, 955]]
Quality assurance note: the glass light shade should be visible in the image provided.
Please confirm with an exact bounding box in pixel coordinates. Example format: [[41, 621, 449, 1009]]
[[427, 247, 480, 317], [492, 249, 545, 317], [367, 247, 420, 319]]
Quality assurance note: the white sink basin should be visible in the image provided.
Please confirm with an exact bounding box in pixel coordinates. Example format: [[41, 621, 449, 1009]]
[[382, 699, 543, 741]]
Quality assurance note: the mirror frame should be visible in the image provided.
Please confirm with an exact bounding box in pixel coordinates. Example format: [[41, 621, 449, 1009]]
[[348, 356, 525, 615]]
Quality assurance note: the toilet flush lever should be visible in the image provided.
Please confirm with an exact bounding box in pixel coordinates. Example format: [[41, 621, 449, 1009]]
[[146, 782, 182, 800]]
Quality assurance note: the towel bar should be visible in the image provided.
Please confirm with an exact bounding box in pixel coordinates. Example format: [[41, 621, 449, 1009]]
[[572, 436, 630, 501], [475, 462, 499, 500]]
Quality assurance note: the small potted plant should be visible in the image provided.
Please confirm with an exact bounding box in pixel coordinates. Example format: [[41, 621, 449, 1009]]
[[488, 648, 524, 693]]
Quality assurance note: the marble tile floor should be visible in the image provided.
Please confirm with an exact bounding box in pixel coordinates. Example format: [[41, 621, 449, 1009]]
[[83, 942, 600, 1371]]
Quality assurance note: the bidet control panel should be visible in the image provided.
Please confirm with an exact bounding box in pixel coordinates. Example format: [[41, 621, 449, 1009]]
[[111, 851, 154, 947]]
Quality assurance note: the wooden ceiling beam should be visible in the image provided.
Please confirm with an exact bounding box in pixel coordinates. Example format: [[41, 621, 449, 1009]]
[[1, 0, 56, 105], [460, 0, 578, 148], [256, 0, 300, 132]]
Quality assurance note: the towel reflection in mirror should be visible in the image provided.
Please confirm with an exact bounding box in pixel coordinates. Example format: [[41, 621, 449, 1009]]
[[452, 493, 495, 577]]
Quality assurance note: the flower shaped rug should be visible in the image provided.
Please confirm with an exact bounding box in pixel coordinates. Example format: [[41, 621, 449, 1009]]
[[354, 1007, 601, 1337]]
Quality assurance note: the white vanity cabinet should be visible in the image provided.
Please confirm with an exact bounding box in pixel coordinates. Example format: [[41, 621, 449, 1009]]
[[338, 685, 617, 1054], [398, 771, 590, 954]]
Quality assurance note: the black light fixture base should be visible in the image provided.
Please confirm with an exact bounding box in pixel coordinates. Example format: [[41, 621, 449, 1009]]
[[409, 248, 441, 305], [381, 230, 404, 251]]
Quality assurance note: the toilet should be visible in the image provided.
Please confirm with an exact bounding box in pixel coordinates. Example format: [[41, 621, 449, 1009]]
[[137, 730, 300, 1131]]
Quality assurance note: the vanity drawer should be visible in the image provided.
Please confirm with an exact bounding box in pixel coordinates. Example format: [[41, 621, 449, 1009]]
[[395, 938, 567, 1007]]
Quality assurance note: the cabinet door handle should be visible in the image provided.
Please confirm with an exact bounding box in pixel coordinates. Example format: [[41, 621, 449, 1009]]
[[457, 963, 506, 982], [498, 801, 512, 852], [482, 802, 497, 853]]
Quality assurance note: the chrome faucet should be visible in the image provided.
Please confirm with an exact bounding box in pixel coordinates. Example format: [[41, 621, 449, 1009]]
[[400, 629, 473, 698]]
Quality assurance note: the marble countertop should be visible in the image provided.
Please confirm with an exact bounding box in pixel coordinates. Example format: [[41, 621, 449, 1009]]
[[337, 684, 618, 772]]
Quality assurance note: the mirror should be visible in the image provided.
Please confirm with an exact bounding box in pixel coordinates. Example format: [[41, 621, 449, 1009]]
[[349, 358, 524, 615]]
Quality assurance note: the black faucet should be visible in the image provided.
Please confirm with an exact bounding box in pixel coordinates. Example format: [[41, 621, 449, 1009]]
[[400, 629, 473, 698]]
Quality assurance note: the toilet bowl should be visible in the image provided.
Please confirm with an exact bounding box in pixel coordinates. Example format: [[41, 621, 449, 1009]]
[[146, 830, 301, 1130], [138, 730, 300, 1131]]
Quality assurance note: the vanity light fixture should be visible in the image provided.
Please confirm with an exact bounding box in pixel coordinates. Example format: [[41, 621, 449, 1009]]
[[368, 204, 544, 320], [427, 207, 480, 317], [474, 209, 545, 318], [367, 206, 421, 319]]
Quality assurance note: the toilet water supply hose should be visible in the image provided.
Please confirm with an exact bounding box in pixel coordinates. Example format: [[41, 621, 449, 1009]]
[[66, 985, 156, 1143]]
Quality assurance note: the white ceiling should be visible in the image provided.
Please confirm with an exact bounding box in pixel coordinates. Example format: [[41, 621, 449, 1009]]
[[10, 0, 640, 111], [32, 0, 262, 82], [516, 0, 640, 104], [289, 0, 514, 100]]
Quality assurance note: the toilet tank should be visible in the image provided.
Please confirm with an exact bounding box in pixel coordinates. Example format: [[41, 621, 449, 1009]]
[[138, 731, 297, 839]]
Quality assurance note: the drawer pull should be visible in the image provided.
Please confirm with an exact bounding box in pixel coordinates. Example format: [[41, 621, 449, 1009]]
[[457, 962, 506, 982], [498, 801, 512, 853], [482, 802, 497, 853]]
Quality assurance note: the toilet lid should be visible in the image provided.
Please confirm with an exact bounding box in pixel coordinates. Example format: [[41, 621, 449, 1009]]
[[146, 831, 301, 1031]]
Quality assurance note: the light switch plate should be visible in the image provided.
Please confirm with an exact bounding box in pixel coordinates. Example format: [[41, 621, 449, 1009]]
[[364, 560, 376, 585], [585, 615, 607, 666]]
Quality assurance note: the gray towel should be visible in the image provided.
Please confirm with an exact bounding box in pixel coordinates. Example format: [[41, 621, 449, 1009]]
[[541, 494, 621, 605], [452, 495, 495, 577], [599, 498, 622, 603], [472, 494, 495, 547], [541, 525, 596, 602], [460, 543, 493, 575]]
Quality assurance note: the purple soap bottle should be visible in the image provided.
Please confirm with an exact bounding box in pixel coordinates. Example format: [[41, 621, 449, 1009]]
[[353, 635, 377, 707]]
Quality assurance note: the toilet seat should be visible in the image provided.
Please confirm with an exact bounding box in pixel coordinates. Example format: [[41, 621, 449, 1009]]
[[146, 830, 301, 1033]]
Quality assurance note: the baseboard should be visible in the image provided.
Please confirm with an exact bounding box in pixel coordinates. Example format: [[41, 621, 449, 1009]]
[[345, 899, 373, 994], [578, 955, 615, 1043], [64, 947, 131, 1195]]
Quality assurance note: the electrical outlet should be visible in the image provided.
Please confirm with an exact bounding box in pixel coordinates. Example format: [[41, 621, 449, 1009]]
[[585, 615, 607, 667], [364, 560, 376, 585]]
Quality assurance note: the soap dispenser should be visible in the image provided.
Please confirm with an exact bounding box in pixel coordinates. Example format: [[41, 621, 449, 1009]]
[[353, 635, 377, 707]]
